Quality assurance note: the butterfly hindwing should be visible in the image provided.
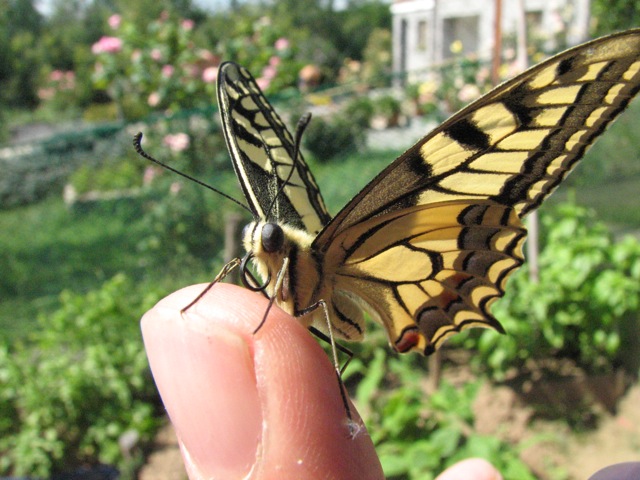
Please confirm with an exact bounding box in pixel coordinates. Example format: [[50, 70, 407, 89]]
[[323, 201, 526, 353], [217, 62, 330, 234]]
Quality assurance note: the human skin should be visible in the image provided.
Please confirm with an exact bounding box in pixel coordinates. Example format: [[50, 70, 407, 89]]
[[141, 283, 502, 480]]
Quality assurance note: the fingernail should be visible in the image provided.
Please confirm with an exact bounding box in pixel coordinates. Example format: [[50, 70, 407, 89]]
[[145, 316, 262, 479]]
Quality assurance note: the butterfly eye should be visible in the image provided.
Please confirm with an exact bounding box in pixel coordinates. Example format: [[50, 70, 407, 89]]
[[261, 223, 284, 253]]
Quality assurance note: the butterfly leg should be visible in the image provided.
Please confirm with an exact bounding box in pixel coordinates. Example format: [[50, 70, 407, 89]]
[[181, 257, 242, 313], [298, 300, 360, 437], [308, 326, 354, 375], [252, 256, 289, 334]]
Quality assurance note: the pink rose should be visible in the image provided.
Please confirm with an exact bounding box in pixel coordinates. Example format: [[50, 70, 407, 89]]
[[256, 77, 270, 91], [162, 65, 175, 78], [163, 133, 190, 152], [269, 56, 281, 67], [108, 14, 121, 30], [50, 70, 64, 82], [148, 92, 161, 107], [274, 37, 290, 51], [202, 67, 218, 83], [91, 36, 123, 54]]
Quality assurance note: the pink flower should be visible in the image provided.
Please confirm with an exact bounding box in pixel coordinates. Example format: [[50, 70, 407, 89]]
[[57, 71, 75, 90], [458, 84, 481, 103], [148, 92, 161, 107], [202, 66, 218, 83], [181, 19, 194, 31], [169, 182, 182, 195], [163, 133, 190, 152], [37, 87, 55, 100], [161, 64, 174, 78], [131, 49, 142, 62], [269, 56, 281, 67], [274, 37, 290, 51], [108, 14, 121, 29], [256, 77, 270, 91], [150, 49, 163, 61], [143, 165, 161, 185], [198, 49, 216, 62], [91, 36, 123, 54], [475, 66, 490, 84], [50, 70, 65, 82], [262, 65, 277, 80]]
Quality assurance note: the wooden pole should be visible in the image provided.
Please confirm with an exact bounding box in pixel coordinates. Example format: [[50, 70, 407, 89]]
[[491, 0, 503, 86], [224, 212, 243, 285]]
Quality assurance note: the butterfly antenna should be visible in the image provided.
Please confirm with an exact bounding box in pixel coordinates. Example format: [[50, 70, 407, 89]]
[[265, 113, 312, 219], [133, 133, 252, 214]]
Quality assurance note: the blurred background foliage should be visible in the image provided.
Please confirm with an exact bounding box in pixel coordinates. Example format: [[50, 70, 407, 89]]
[[1, 0, 640, 478]]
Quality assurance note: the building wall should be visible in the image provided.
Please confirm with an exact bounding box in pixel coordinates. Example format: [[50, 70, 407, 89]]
[[391, 0, 590, 82]]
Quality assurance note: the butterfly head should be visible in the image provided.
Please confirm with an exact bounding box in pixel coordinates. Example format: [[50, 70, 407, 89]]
[[241, 220, 316, 304]]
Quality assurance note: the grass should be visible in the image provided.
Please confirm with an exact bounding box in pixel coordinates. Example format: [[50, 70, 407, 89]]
[[0, 194, 214, 339], [0, 150, 397, 340], [2, 128, 640, 340]]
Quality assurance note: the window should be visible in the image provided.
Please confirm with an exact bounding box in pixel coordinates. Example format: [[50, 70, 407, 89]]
[[442, 16, 479, 59], [417, 19, 428, 51]]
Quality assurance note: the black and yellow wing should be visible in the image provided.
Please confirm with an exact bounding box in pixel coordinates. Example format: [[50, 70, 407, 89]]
[[217, 62, 330, 235], [219, 30, 640, 355], [313, 29, 640, 353]]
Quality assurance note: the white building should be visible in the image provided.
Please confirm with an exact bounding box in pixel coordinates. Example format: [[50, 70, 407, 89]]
[[391, 0, 591, 81]]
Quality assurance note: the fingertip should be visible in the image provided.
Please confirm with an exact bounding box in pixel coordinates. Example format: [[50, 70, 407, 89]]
[[589, 462, 640, 480], [141, 284, 263, 479], [435, 458, 503, 480]]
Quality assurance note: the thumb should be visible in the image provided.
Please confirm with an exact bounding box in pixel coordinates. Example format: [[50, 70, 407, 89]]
[[141, 283, 383, 479]]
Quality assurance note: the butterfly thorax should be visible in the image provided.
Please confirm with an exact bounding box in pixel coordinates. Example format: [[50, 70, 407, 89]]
[[243, 220, 322, 325]]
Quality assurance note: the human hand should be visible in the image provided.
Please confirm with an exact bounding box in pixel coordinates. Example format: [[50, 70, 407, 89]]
[[142, 283, 502, 479]]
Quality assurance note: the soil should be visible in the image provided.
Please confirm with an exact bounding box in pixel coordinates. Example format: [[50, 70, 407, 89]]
[[472, 379, 640, 479], [138, 424, 187, 480]]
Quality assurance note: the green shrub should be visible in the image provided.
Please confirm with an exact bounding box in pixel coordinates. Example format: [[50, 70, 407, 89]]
[[348, 347, 536, 480], [343, 96, 375, 129], [457, 201, 640, 379], [373, 94, 401, 120], [69, 160, 143, 194], [303, 115, 365, 162], [136, 176, 231, 263], [0, 274, 164, 478]]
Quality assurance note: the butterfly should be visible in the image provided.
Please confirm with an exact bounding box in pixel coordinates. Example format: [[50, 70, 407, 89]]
[[214, 29, 640, 356]]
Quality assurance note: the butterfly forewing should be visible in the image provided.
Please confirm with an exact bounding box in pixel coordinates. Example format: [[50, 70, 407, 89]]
[[217, 62, 330, 234], [315, 30, 640, 247]]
